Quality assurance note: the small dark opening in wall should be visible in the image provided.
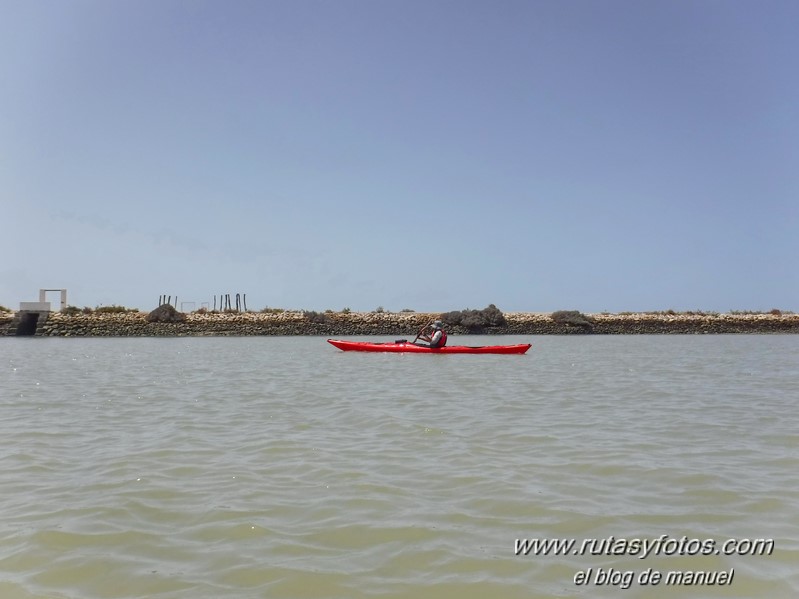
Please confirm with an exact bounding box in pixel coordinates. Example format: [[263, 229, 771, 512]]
[[17, 312, 39, 336]]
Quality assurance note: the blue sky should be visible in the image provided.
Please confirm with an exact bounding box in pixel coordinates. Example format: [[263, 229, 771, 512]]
[[2, 0, 797, 313]]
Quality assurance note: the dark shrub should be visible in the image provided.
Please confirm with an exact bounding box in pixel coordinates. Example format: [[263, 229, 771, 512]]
[[460, 311, 486, 330], [441, 310, 464, 326], [61, 305, 82, 316], [146, 304, 187, 323], [441, 304, 507, 332], [481, 303, 507, 326], [551, 310, 594, 329]]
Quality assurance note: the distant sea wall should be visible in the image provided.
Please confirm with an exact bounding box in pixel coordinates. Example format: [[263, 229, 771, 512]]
[[2, 310, 798, 337]]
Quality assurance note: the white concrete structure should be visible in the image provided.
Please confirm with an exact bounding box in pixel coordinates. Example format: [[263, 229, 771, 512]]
[[39, 289, 67, 311], [20, 301, 51, 311]]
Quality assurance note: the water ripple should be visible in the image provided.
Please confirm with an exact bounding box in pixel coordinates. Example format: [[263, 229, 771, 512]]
[[1, 335, 797, 598]]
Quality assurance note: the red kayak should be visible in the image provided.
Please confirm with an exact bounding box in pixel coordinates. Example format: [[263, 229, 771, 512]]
[[327, 339, 532, 354]]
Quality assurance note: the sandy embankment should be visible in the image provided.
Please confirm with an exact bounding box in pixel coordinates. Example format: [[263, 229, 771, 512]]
[[1, 310, 797, 337]]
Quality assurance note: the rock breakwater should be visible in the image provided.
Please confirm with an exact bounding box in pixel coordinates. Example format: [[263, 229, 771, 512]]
[[1, 310, 795, 337]]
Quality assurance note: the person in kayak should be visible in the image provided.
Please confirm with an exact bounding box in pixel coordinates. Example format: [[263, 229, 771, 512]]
[[416, 320, 447, 348]]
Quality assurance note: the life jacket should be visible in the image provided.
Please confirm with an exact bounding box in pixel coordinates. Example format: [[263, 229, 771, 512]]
[[431, 329, 447, 348]]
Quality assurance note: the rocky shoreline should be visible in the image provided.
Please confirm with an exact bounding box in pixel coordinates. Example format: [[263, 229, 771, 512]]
[[2, 310, 798, 337]]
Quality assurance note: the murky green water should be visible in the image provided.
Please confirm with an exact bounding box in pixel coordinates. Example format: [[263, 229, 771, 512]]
[[1, 335, 797, 598]]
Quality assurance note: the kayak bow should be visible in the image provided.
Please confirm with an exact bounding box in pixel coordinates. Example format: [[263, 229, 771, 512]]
[[327, 339, 531, 354]]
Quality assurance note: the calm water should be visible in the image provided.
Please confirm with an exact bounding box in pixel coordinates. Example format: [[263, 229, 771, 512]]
[[1, 335, 797, 599]]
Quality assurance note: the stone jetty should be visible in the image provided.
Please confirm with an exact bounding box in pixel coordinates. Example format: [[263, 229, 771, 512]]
[[2, 309, 798, 337]]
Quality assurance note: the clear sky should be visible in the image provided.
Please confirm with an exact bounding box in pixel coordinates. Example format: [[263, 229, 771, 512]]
[[2, 0, 797, 313]]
